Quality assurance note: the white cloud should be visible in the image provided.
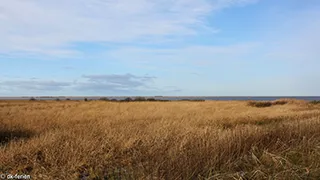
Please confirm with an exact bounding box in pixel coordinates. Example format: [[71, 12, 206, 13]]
[[0, 0, 258, 56]]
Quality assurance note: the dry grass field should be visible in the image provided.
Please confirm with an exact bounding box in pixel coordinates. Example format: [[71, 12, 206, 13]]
[[1, 99, 320, 179]]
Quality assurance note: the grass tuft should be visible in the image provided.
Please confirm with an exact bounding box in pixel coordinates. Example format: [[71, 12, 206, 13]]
[[247, 101, 273, 108]]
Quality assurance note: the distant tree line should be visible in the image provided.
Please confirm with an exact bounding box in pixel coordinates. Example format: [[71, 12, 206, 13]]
[[98, 97, 205, 102], [98, 97, 170, 102], [28, 96, 205, 102]]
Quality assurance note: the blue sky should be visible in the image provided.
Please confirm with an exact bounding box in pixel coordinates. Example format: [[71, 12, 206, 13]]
[[1, 0, 320, 96]]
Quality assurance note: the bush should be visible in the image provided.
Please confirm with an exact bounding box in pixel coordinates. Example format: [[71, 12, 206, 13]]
[[193, 99, 205, 102], [247, 101, 272, 108], [180, 99, 205, 102], [248, 99, 288, 108], [271, 99, 288, 105], [29, 97, 36, 101], [310, 100, 320, 105], [134, 97, 146, 101], [146, 98, 156, 101], [121, 97, 132, 102], [99, 97, 109, 101], [84, 98, 88, 102]]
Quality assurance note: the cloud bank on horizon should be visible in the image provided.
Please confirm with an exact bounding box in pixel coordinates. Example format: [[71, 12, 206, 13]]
[[1, 0, 320, 96]]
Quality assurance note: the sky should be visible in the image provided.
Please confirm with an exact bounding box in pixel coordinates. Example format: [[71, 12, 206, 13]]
[[0, 0, 320, 96]]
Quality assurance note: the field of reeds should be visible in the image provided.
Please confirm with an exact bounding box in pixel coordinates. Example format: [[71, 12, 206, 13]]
[[1, 99, 320, 179]]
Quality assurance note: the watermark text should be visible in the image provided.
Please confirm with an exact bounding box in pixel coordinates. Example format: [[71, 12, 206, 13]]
[[0, 174, 31, 180]]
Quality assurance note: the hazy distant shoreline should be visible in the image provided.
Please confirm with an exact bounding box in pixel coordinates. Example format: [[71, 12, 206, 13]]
[[1, 96, 320, 101]]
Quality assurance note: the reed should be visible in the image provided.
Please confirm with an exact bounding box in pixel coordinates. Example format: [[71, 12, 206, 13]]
[[1, 100, 320, 179]]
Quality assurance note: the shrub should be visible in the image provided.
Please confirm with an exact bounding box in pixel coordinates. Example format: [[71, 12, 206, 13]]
[[99, 97, 109, 101], [310, 100, 320, 105], [84, 98, 88, 102], [271, 99, 288, 105], [134, 97, 146, 101], [29, 97, 36, 101], [180, 99, 205, 102], [121, 97, 132, 102], [146, 98, 156, 101], [247, 101, 272, 108], [193, 99, 205, 102], [158, 100, 170, 102]]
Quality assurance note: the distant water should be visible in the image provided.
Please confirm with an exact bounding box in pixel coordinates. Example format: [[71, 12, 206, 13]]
[[0, 96, 320, 101]]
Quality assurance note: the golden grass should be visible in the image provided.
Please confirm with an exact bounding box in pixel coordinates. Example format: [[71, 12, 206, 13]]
[[1, 100, 320, 179]]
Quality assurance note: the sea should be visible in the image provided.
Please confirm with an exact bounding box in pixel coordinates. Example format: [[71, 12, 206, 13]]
[[0, 96, 320, 101]]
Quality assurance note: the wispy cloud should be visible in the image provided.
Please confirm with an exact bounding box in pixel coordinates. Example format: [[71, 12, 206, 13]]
[[80, 73, 156, 89], [0, 74, 178, 95], [0, 0, 258, 56], [0, 80, 71, 91], [77, 74, 160, 95]]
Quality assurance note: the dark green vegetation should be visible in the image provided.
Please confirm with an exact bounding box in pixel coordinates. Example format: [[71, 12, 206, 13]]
[[310, 100, 320, 105], [247, 99, 289, 108], [98, 97, 203, 102]]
